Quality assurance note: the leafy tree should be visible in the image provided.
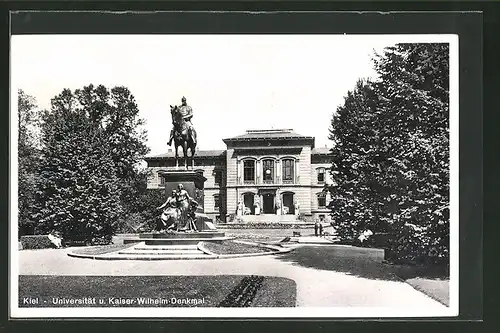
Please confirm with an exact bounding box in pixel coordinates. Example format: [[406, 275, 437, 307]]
[[73, 85, 150, 220], [35, 91, 122, 243], [74, 84, 149, 180], [329, 43, 450, 264], [18, 90, 41, 236], [32, 84, 153, 241]]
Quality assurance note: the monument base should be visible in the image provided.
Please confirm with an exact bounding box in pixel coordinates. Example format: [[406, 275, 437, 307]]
[[157, 169, 216, 231], [119, 231, 233, 259], [120, 168, 229, 257], [123, 230, 229, 245]]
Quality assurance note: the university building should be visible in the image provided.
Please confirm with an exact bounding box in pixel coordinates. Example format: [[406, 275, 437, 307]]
[[144, 129, 334, 223]]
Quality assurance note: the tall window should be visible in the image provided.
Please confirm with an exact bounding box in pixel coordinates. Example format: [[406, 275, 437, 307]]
[[317, 168, 325, 183], [243, 160, 255, 183], [317, 192, 327, 208], [262, 159, 274, 183], [282, 159, 294, 183], [214, 170, 222, 185], [214, 194, 220, 210], [159, 173, 165, 185]]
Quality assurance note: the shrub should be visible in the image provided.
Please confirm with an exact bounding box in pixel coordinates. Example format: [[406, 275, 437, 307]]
[[218, 222, 315, 229], [297, 213, 309, 222], [20, 235, 58, 250]]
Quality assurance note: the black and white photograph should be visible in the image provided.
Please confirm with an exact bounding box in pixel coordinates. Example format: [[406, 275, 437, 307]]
[[10, 21, 460, 318]]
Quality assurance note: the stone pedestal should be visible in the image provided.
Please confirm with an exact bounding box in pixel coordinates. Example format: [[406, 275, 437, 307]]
[[157, 169, 214, 231]]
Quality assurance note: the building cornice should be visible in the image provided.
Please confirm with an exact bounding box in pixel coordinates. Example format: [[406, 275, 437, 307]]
[[225, 184, 329, 189]]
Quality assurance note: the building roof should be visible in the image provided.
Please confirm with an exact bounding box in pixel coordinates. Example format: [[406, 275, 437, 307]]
[[223, 129, 314, 142], [311, 147, 332, 155], [144, 149, 226, 160], [144, 147, 331, 160], [143, 130, 331, 160]]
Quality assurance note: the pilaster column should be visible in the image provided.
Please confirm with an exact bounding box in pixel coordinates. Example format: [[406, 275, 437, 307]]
[[295, 159, 300, 184], [276, 159, 281, 184], [256, 159, 261, 184], [236, 160, 241, 185]]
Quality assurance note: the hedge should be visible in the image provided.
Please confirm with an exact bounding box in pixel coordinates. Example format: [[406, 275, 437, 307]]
[[336, 233, 393, 249], [216, 223, 317, 229], [20, 235, 59, 250]]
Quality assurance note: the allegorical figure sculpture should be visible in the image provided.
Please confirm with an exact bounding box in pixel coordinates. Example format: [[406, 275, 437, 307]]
[[175, 184, 198, 232], [294, 200, 300, 217], [157, 190, 180, 230], [168, 96, 197, 169], [275, 196, 282, 215], [236, 200, 243, 217], [157, 184, 198, 232], [254, 194, 261, 215]]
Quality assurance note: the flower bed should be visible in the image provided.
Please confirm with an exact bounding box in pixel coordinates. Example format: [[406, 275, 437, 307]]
[[216, 223, 316, 229], [218, 276, 265, 307], [227, 233, 282, 242]]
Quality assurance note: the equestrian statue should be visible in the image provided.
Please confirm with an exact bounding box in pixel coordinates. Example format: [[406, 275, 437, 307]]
[[168, 96, 197, 169]]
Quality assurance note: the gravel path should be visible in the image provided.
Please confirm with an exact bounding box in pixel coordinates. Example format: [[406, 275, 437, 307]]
[[18, 247, 447, 310]]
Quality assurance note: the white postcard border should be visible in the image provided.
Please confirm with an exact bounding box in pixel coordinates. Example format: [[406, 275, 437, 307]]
[[10, 33, 460, 318]]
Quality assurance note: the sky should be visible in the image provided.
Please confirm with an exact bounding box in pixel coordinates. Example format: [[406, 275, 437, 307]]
[[12, 34, 408, 155]]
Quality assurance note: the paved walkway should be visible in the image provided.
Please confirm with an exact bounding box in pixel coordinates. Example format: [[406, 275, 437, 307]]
[[18, 247, 447, 310]]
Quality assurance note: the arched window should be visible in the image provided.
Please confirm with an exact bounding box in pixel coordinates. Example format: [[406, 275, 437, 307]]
[[262, 159, 274, 184], [282, 159, 295, 183], [317, 192, 327, 208], [243, 160, 255, 183], [159, 172, 165, 185]]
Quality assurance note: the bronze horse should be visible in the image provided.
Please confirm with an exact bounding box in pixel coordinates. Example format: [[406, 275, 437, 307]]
[[169, 105, 197, 169]]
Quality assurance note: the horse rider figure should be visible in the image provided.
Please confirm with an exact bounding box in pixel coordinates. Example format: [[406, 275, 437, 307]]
[[168, 96, 197, 147]]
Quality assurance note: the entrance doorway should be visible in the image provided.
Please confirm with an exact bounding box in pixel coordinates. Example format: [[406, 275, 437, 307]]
[[243, 193, 254, 215], [262, 192, 275, 214], [282, 192, 295, 215]]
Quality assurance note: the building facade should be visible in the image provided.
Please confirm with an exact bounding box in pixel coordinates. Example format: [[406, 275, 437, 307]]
[[144, 129, 334, 223]]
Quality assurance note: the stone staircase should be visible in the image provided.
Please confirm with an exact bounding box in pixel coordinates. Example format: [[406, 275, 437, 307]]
[[97, 231, 233, 260], [110, 242, 214, 260]]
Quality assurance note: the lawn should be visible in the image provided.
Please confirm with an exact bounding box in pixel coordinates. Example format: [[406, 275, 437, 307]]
[[202, 241, 273, 255], [276, 245, 450, 306], [405, 278, 449, 306], [276, 245, 398, 280], [385, 262, 450, 306], [251, 276, 297, 307], [18, 275, 296, 308], [71, 243, 137, 255]]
